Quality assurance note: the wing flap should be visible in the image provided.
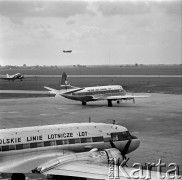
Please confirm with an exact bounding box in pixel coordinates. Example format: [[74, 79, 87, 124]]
[[44, 161, 110, 179]]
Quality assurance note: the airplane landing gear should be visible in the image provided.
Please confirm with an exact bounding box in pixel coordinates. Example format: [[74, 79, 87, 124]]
[[117, 100, 120, 104], [133, 98, 135, 104], [108, 100, 112, 107], [82, 102, 87, 105]]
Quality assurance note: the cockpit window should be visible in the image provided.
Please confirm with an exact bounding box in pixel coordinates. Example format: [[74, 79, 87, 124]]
[[111, 131, 131, 141]]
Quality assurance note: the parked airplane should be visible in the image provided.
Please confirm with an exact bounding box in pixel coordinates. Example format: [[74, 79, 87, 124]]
[[0, 122, 140, 178], [44, 72, 149, 107], [0, 73, 34, 81], [63, 50, 72, 53]]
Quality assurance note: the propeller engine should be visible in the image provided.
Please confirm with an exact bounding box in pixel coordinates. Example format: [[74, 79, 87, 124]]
[[109, 139, 131, 167]]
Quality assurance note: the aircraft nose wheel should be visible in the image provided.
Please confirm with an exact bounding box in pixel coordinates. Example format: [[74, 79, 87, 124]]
[[117, 100, 120, 104]]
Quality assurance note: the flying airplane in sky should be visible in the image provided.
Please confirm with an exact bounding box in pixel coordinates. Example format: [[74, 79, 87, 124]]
[[63, 50, 72, 53], [44, 72, 149, 107], [0, 73, 35, 81], [0, 122, 140, 179]]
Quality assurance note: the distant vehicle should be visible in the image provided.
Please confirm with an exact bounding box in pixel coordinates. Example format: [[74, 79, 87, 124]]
[[63, 50, 72, 53], [44, 72, 150, 107], [0, 122, 140, 176], [0, 73, 34, 81]]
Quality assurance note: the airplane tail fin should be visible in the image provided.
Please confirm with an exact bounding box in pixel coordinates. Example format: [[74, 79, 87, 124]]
[[44, 72, 82, 96], [61, 72, 69, 86], [60, 72, 79, 90]]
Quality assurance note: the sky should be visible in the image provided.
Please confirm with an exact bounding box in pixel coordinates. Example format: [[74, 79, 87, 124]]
[[0, 0, 181, 66]]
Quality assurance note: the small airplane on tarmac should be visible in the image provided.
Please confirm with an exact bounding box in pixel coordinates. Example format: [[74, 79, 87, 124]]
[[44, 72, 149, 107], [0, 73, 34, 81], [0, 122, 140, 179], [63, 50, 72, 53]]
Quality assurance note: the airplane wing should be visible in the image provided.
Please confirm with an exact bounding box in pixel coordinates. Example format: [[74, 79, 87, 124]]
[[105, 94, 150, 100], [42, 160, 170, 180], [44, 86, 84, 95], [0, 150, 73, 173], [0, 75, 36, 80], [89, 94, 149, 101], [43, 161, 112, 179]]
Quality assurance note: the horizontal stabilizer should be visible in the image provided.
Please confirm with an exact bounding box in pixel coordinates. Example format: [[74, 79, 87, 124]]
[[44, 86, 60, 94], [44, 86, 83, 95]]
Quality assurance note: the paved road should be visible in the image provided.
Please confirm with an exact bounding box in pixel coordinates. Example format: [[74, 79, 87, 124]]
[[0, 93, 181, 174]]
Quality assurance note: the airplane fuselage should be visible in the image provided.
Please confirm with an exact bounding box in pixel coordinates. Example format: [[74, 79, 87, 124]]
[[0, 122, 139, 172], [6, 73, 24, 81], [44, 72, 149, 107], [63, 50, 72, 53], [61, 85, 126, 103], [13, 73, 24, 79]]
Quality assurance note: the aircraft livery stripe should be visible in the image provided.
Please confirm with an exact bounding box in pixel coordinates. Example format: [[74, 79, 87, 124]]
[[0, 136, 104, 152], [0, 131, 132, 152]]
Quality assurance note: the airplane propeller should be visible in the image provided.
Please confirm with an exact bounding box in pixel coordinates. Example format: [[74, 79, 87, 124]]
[[109, 139, 131, 167], [122, 139, 131, 157], [109, 139, 117, 148]]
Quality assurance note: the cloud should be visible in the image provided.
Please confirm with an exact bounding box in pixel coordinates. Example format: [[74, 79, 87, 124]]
[[96, 1, 151, 16], [66, 19, 75, 25], [95, 0, 181, 18], [63, 25, 101, 40], [32, 24, 55, 39], [0, 0, 95, 23], [157, 0, 181, 17]]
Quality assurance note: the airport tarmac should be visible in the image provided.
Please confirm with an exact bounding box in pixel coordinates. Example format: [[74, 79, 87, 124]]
[[0, 93, 181, 174]]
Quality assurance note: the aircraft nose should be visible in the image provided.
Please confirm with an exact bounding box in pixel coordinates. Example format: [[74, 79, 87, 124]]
[[127, 135, 140, 153]]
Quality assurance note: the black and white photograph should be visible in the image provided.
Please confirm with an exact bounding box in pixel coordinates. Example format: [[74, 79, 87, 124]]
[[0, 0, 181, 179]]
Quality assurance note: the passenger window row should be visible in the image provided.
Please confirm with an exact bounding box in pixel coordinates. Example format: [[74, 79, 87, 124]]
[[77, 89, 123, 96], [0, 136, 104, 152]]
